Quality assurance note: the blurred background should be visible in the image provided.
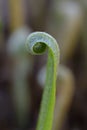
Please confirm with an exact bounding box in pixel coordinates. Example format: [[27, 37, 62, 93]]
[[0, 0, 87, 129]]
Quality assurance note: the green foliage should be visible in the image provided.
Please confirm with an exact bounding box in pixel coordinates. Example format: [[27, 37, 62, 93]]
[[26, 32, 60, 130]]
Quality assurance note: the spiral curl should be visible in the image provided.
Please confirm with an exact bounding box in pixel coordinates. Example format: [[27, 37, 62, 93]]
[[25, 32, 60, 130]]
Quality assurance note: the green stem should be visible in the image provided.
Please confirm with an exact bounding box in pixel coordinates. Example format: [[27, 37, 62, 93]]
[[26, 32, 60, 130]]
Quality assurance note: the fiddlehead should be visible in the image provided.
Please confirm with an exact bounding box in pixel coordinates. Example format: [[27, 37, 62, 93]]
[[26, 32, 60, 130]]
